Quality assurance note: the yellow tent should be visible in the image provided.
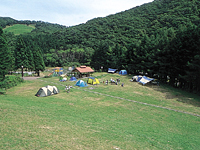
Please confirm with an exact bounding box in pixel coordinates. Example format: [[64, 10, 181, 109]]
[[87, 77, 100, 85], [54, 67, 60, 72]]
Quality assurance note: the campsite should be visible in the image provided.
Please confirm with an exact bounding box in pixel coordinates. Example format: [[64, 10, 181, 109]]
[[1, 0, 200, 149], [1, 70, 200, 149]]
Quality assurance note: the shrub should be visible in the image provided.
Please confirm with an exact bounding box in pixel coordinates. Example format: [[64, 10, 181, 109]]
[[44, 75, 52, 78], [0, 76, 24, 90]]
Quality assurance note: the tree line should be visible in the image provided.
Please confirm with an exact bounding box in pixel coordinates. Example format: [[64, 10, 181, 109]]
[[0, 29, 45, 80], [0, 0, 200, 93]]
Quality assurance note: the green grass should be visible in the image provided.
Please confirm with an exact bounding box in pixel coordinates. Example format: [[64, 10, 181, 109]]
[[3, 24, 35, 35], [0, 73, 200, 149]]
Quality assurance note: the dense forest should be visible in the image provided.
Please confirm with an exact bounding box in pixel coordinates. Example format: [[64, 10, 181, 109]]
[[0, 0, 200, 92]]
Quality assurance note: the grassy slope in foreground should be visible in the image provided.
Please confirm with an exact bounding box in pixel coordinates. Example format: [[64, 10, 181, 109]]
[[3, 24, 35, 35], [0, 72, 200, 149]]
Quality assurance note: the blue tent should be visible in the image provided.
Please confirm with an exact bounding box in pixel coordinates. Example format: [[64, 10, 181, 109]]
[[70, 77, 77, 81], [75, 80, 88, 87], [108, 68, 117, 73], [59, 68, 63, 75], [138, 76, 154, 85], [53, 67, 63, 75], [119, 70, 127, 75]]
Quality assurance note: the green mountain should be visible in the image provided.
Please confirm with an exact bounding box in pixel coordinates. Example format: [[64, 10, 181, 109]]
[[1, 0, 200, 47], [61, 0, 199, 46], [1, 0, 200, 92]]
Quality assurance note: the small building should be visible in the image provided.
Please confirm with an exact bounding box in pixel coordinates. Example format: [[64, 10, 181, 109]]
[[72, 66, 94, 78]]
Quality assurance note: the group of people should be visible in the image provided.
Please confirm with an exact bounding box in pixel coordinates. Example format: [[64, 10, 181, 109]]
[[65, 85, 72, 93], [110, 78, 121, 85], [103, 78, 124, 87]]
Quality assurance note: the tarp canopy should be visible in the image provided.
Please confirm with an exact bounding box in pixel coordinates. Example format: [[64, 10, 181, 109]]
[[75, 80, 88, 87], [87, 77, 100, 85], [69, 77, 77, 81], [138, 76, 154, 85], [60, 74, 67, 77], [119, 70, 127, 75], [35, 85, 59, 97], [108, 68, 117, 73]]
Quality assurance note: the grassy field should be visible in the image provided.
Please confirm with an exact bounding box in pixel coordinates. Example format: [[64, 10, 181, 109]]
[[0, 72, 200, 149], [3, 24, 35, 35]]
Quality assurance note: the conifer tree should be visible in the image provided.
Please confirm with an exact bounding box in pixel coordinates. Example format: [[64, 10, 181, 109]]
[[0, 28, 12, 81], [91, 41, 112, 70], [125, 43, 138, 74], [32, 46, 45, 76], [14, 35, 29, 70], [25, 45, 35, 71]]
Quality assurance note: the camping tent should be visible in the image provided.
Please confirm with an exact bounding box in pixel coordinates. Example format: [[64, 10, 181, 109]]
[[60, 77, 67, 82], [138, 76, 154, 85], [87, 77, 100, 85], [53, 67, 63, 76], [75, 80, 88, 87], [132, 75, 143, 82], [70, 77, 77, 81], [68, 66, 75, 71], [108, 68, 117, 73], [119, 70, 127, 75], [35, 85, 59, 97]]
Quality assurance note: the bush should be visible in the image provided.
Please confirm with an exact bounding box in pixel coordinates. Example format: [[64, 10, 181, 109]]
[[44, 75, 52, 78], [0, 76, 24, 90]]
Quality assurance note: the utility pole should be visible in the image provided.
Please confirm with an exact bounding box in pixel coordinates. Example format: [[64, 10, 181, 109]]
[[21, 65, 24, 78]]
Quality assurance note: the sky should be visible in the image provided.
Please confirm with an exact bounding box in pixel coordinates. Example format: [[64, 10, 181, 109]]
[[0, 0, 154, 27]]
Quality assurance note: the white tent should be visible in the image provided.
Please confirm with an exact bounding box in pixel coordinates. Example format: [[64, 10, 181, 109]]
[[35, 85, 59, 97], [132, 75, 143, 82]]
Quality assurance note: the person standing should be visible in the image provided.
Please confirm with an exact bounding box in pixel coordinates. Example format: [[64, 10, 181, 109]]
[[65, 85, 69, 93], [121, 83, 124, 87]]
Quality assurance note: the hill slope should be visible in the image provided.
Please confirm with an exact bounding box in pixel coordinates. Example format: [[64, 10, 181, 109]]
[[1, 0, 200, 92], [1, 0, 200, 47], [62, 0, 200, 46]]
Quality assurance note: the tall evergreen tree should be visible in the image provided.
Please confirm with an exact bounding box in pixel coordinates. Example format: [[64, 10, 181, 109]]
[[91, 41, 112, 70], [14, 35, 29, 70], [0, 28, 12, 81], [32, 46, 45, 76], [25, 45, 35, 71], [125, 43, 138, 74], [112, 44, 127, 70], [178, 25, 200, 91]]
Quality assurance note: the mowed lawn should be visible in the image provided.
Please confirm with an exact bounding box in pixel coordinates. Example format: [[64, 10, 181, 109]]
[[3, 24, 35, 35], [0, 73, 200, 149]]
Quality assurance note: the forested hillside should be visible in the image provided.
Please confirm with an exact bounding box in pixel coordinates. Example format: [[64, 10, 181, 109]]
[[1, 0, 200, 92]]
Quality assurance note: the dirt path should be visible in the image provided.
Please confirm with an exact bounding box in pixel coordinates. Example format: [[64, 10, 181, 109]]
[[23, 77, 41, 80]]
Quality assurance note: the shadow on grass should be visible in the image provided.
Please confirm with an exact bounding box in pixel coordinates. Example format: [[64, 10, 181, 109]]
[[149, 83, 200, 107], [124, 73, 200, 108], [92, 73, 200, 107]]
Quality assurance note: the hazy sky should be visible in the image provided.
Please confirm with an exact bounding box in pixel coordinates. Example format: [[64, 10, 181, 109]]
[[1, 0, 154, 26]]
